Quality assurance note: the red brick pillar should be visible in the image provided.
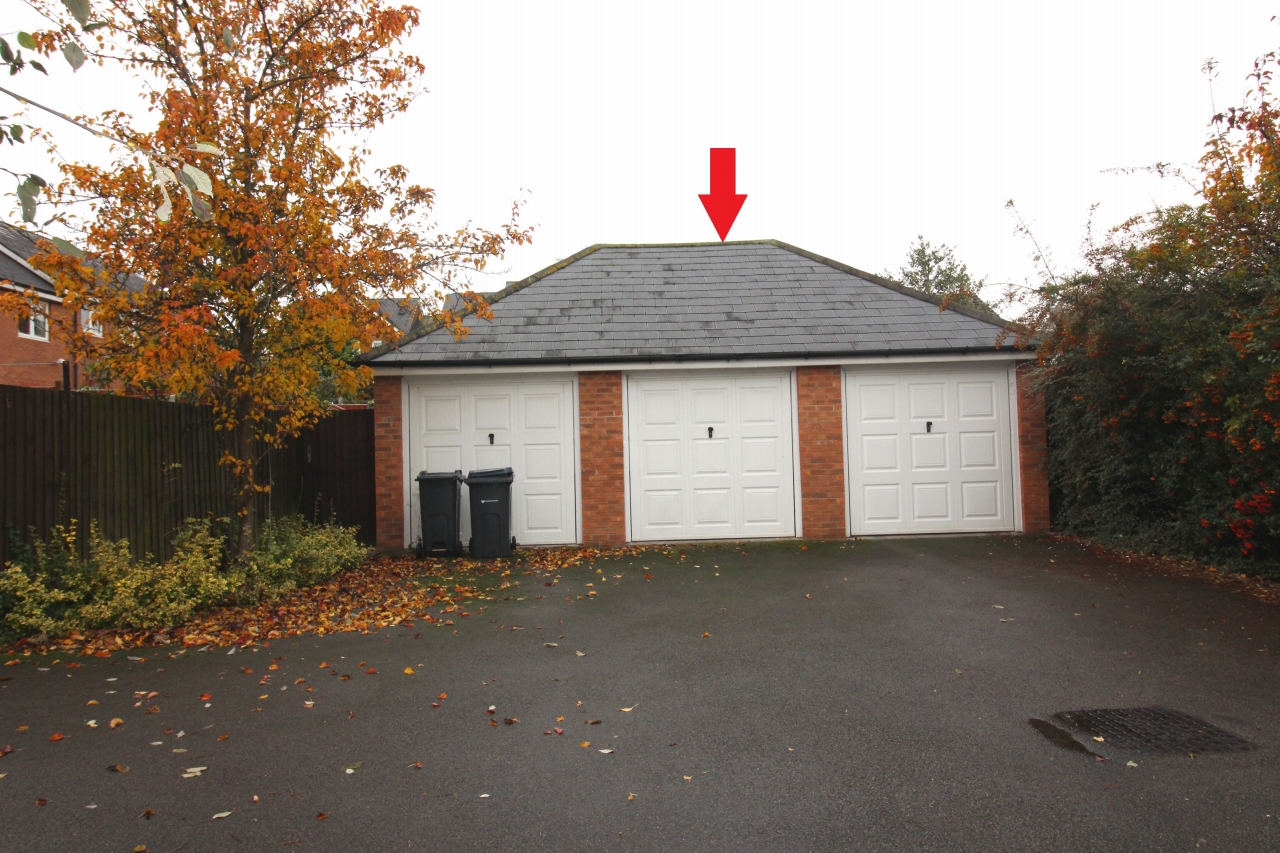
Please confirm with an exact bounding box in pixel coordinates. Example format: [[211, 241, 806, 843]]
[[1016, 362, 1050, 533], [578, 371, 626, 546], [373, 375, 405, 552], [796, 366, 847, 539]]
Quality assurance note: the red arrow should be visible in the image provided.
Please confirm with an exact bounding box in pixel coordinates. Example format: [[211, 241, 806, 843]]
[[698, 148, 747, 242]]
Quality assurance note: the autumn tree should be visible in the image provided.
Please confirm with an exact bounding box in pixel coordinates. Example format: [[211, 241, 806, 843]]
[[1015, 49, 1280, 572], [888, 236, 993, 312], [5, 0, 530, 555]]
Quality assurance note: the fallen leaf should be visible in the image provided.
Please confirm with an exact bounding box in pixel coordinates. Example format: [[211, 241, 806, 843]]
[[444, 620, 454, 626], [544, 643, 558, 648], [992, 605, 1005, 609], [1093, 736, 1105, 743], [218, 734, 228, 741], [586, 719, 602, 725], [580, 741, 591, 748], [259, 694, 268, 700], [431, 702, 440, 708], [86, 720, 98, 728], [620, 706, 636, 712], [628, 792, 635, 801], [319, 662, 330, 669], [107, 764, 130, 773], [199, 693, 212, 701], [304, 701, 315, 708], [487, 705, 496, 714], [556, 715, 565, 722], [86, 700, 99, 706], [316, 812, 329, 820], [36, 798, 47, 806], [212, 810, 233, 820], [268, 664, 279, 671], [0, 745, 12, 756], [340, 674, 351, 681], [241, 667, 253, 674], [343, 761, 362, 773], [438, 693, 447, 700], [410, 761, 422, 769], [364, 668, 377, 675], [488, 719, 499, 727], [599, 748, 614, 754], [575, 651, 586, 657], [503, 718, 519, 725], [140, 808, 155, 820], [109, 718, 124, 729], [954, 669, 963, 674], [702, 631, 711, 638], [403, 667, 414, 675], [172, 748, 187, 753], [17, 725, 28, 732], [683, 775, 692, 781], [805, 594, 811, 600], [478, 794, 490, 798], [49, 733, 65, 742], [1126, 760, 1138, 767]]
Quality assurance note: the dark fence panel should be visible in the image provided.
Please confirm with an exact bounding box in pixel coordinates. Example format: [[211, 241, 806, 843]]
[[0, 386, 375, 567]]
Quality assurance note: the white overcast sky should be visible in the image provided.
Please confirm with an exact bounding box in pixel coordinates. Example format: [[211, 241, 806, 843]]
[[5, 1, 1279, 304]]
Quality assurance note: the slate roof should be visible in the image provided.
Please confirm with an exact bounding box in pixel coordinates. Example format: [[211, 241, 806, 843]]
[[366, 240, 1015, 367], [0, 221, 56, 296]]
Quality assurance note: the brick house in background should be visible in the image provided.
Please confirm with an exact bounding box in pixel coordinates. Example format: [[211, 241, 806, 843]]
[[0, 222, 99, 390], [363, 240, 1049, 551]]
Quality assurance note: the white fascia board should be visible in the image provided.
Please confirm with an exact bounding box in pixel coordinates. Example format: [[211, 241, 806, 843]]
[[372, 350, 1035, 378], [0, 279, 62, 304]]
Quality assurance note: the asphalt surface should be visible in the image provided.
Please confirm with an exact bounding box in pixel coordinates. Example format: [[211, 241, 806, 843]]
[[1, 535, 1278, 852]]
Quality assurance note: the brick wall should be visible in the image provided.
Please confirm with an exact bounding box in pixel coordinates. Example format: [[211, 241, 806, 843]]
[[373, 375, 405, 552], [578, 371, 626, 546], [1016, 362, 1050, 533], [796, 365, 847, 539], [0, 300, 77, 388]]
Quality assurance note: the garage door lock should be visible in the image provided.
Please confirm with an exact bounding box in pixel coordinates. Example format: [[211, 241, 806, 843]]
[[926, 421, 932, 433], [707, 427, 714, 438]]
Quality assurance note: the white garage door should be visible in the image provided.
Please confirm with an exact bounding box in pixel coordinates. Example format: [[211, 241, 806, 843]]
[[407, 378, 578, 547], [627, 372, 796, 541], [845, 368, 1016, 534]]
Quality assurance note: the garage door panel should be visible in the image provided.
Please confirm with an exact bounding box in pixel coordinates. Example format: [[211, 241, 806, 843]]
[[860, 385, 897, 421], [474, 395, 510, 430], [740, 436, 779, 474], [643, 440, 681, 476], [960, 432, 997, 468], [742, 487, 781, 525], [474, 445, 510, 471], [629, 373, 795, 540], [908, 383, 946, 419], [847, 369, 1014, 534], [641, 389, 680, 425], [910, 434, 947, 470], [692, 489, 732, 527], [524, 493, 563, 531], [425, 396, 461, 432], [861, 434, 899, 471], [646, 491, 683, 527], [912, 483, 950, 520], [426, 446, 461, 474], [523, 444, 561, 480], [409, 379, 577, 548], [524, 394, 561, 429], [863, 485, 901, 522], [691, 388, 729, 423], [962, 482, 1000, 519], [958, 382, 995, 418]]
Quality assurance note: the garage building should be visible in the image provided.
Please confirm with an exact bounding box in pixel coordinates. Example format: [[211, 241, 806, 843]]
[[365, 241, 1048, 551]]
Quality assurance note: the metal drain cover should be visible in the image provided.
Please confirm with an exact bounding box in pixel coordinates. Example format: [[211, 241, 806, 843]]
[[1052, 707, 1253, 755]]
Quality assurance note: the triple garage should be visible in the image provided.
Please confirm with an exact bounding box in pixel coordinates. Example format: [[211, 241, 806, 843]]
[[369, 241, 1048, 551]]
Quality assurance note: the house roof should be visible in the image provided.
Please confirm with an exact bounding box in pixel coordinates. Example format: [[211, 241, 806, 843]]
[[365, 240, 1016, 367], [0, 221, 56, 296]]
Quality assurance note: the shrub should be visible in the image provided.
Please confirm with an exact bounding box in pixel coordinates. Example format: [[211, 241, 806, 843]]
[[0, 516, 367, 644], [235, 516, 366, 602], [0, 520, 233, 643]]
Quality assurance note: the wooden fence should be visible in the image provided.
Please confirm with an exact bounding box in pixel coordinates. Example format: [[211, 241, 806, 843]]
[[0, 385, 374, 567]]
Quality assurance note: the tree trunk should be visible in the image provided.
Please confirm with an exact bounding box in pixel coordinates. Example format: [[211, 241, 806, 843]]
[[234, 405, 256, 558]]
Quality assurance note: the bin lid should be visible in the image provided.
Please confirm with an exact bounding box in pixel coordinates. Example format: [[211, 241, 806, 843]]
[[466, 467, 514, 479], [416, 470, 463, 481]]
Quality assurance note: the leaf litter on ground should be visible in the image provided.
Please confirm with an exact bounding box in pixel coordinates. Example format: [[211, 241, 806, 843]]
[[3, 546, 660, 656]]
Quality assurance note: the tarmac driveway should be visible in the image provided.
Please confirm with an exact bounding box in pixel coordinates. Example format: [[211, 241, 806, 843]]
[[1, 535, 1278, 852]]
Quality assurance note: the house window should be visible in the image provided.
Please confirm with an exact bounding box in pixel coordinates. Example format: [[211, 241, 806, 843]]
[[80, 306, 102, 337], [17, 303, 49, 341]]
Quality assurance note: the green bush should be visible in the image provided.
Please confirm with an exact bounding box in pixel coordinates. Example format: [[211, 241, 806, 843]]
[[0, 520, 232, 643], [236, 516, 366, 602], [0, 516, 367, 644]]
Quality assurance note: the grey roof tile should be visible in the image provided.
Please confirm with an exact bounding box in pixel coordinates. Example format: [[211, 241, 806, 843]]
[[369, 241, 1014, 366]]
